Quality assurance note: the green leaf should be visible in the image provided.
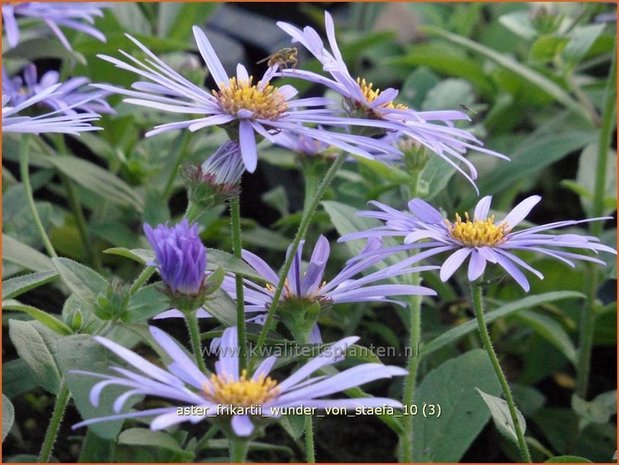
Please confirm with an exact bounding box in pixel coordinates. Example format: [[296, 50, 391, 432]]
[[119, 428, 186, 454], [125, 284, 170, 323], [55, 334, 144, 439], [512, 310, 577, 364], [498, 11, 537, 41], [421, 291, 584, 358], [2, 395, 15, 442], [3, 299, 73, 335], [52, 257, 108, 309], [3, 37, 85, 64], [476, 388, 527, 444], [2, 359, 37, 399], [110, 3, 150, 35], [2, 270, 59, 300], [576, 143, 617, 216], [280, 414, 306, 440], [571, 391, 617, 427], [202, 289, 237, 326], [322, 201, 381, 257], [423, 25, 593, 123], [562, 24, 606, 67], [412, 349, 502, 461], [163, 3, 219, 41], [421, 154, 458, 200], [45, 156, 143, 211], [389, 43, 494, 95], [207, 248, 269, 282], [356, 157, 411, 184], [475, 129, 597, 199], [546, 456, 592, 463], [104, 247, 154, 264], [8, 320, 61, 394], [3, 234, 54, 272], [422, 78, 475, 111]]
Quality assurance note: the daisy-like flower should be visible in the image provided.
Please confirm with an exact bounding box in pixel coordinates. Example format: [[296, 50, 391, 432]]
[[341, 195, 616, 291], [196, 140, 245, 196], [144, 219, 207, 296], [2, 87, 100, 134], [222, 234, 437, 311], [276, 12, 508, 186], [95, 27, 399, 174], [2, 2, 106, 50], [2, 65, 113, 115], [72, 326, 407, 436]]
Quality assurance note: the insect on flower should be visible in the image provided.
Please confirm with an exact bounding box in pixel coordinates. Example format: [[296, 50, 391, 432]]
[[256, 47, 298, 69]]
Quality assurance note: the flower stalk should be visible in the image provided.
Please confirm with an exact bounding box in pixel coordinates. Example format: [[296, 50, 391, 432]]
[[230, 194, 247, 371], [470, 281, 531, 463], [185, 310, 208, 374], [253, 151, 348, 362], [38, 382, 70, 462]]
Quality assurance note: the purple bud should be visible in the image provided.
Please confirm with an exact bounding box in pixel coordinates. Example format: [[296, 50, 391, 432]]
[[143, 219, 207, 295]]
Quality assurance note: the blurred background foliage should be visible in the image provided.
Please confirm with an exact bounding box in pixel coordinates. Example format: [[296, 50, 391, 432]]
[[3, 2, 616, 462]]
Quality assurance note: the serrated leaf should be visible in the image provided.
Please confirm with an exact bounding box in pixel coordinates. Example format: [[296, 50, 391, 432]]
[[280, 414, 306, 440], [2, 395, 15, 442], [3, 299, 72, 335], [476, 388, 526, 444], [52, 257, 108, 309], [421, 291, 584, 358], [412, 350, 502, 461], [8, 320, 61, 394], [2, 270, 59, 300]]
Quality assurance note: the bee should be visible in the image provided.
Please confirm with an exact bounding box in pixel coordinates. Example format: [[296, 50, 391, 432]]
[[256, 47, 298, 69], [459, 103, 478, 116]]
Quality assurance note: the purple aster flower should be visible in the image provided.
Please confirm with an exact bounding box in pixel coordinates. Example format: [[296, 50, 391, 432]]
[[144, 219, 207, 296], [341, 195, 616, 292], [94, 27, 399, 173], [2, 87, 100, 134], [222, 234, 437, 311], [199, 140, 245, 192], [2, 2, 106, 50], [3, 64, 113, 115], [276, 11, 509, 186], [72, 326, 407, 437]]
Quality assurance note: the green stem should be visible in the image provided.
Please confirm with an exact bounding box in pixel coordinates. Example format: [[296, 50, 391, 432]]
[[129, 266, 156, 295], [576, 47, 616, 399], [228, 436, 249, 463], [38, 382, 70, 462], [399, 171, 421, 463], [20, 137, 57, 258], [305, 415, 316, 463], [163, 131, 191, 198], [230, 195, 247, 371], [253, 152, 347, 362], [470, 282, 531, 463], [400, 281, 421, 462], [185, 310, 207, 374]]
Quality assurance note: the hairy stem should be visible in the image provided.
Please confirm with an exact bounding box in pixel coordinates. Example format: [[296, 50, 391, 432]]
[[185, 310, 207, 373], [305, 415, 316, 463], [228, 436, 249, 463], [470, 283, 531, 462], [230, 195, 247, 371], [38, 382, 70, 462], [253, 152, 347, 363]]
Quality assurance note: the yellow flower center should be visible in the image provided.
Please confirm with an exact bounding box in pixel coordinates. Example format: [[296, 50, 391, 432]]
[[447, 212, 508, 247], [203, 369, 279, 407], [356, 77, 408, 110], [213, 77, 288, 120]]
